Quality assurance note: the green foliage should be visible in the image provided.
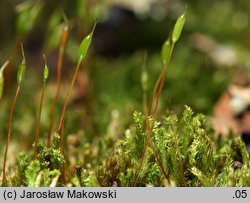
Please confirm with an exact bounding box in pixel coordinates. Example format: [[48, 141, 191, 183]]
[[9, 133, 63, 186], [80, 169, 99, 187], [98, 106, 250, 187], [16, 1, 43, 35], [1, 3, 250, 187], [37, 134, 64, 170], [25, 160, 40, 186]]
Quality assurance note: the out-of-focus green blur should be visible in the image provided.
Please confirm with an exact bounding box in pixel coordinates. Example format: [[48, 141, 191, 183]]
[[0, 0, 250, 148]]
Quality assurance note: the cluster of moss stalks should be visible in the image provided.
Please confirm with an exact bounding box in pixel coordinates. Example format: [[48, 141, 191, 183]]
[[1, 7, 250, 187]]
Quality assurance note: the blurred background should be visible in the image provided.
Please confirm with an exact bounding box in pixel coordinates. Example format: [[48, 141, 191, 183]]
[[1, 0, 250, 152]]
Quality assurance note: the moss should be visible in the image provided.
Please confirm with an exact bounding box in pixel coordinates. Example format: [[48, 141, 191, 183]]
[[1, 4, 250, 187]]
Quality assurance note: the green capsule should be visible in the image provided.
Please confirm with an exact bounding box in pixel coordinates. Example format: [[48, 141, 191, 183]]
[[17, 43, 26, 85], [43, 54, 49, 83], [141, 69, 149, 92], [161, 38, 172, 66], [141, 52, 149, 91], [0, 60, 9, 100], [77, 22, 96, 63], [172, 6, 187, 44], [16, 1, 43, 35]]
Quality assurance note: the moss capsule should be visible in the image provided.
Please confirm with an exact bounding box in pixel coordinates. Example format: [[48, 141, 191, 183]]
[[161, 38, 172, 66], [17, 43, 26, 85], [78, 22, 96, 63], [141, 69, 149, 92], [172, 6, 187, 44], [43, 54, 49, 83]]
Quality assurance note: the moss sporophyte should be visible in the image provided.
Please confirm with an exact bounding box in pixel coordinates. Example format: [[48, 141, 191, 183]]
[[34, 54, 49, 159], [2, 43, 26, 186], [48, 23, 69, 148], [56, 22, 96, 185], [134, 6, 187, 186], [57, 22, 96, 135], [1, 5, 250, 187]]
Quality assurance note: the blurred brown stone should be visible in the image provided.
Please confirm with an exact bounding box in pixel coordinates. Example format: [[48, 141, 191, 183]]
[[212, 84, 250, 137]]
